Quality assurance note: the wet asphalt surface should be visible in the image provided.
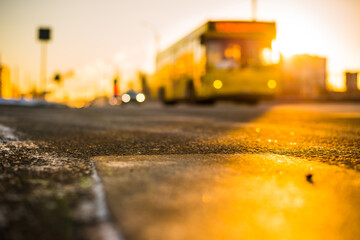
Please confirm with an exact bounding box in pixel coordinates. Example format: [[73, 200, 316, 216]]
[[0, 102, 360, 239]]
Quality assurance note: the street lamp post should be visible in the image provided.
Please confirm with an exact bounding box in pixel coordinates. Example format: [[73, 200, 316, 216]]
[[38, 27, 52, 98], [252, 0, 257, 21], [142, 21, 160, 54]]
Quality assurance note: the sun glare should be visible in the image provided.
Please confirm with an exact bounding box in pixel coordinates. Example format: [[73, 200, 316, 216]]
[[275, 19, 331, 59]]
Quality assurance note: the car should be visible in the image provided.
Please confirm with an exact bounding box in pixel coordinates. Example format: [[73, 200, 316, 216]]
[[121, 90, 146, 104]]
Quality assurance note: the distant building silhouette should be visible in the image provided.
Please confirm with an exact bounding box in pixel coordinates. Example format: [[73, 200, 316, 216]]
[[345, 72, 359, 93], [281, 54, 327, 99], [0, 64, 12, 98]]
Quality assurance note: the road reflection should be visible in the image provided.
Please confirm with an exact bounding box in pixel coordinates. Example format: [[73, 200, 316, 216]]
[[94, 153, 360, 240]]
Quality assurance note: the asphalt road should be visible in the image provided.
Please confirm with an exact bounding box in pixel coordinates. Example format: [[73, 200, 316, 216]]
[[1, 102, 360, 240]]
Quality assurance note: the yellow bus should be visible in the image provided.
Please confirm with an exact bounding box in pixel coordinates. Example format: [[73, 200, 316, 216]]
[[151, 20, 281, 104]]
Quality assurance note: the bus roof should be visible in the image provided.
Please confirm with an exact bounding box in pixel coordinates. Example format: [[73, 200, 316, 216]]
[[157, 20, 276, 60], [209, 21, 275, 35]]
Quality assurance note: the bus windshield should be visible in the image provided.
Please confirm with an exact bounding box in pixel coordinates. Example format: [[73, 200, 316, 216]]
[[207, 39, 269, 70]]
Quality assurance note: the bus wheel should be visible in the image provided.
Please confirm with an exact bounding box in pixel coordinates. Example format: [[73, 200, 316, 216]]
[[247, 99, 259, 105], [197, 99, 215, 105], [164, 101, 177, 106]]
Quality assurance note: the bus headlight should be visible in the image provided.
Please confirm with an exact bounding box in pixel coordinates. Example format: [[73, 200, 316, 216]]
[[268, 79, 277, 89], [261, 45, 280, 65], [122, 94, 131, 103], [136, 93, 145, 103], [213, 80, 223, 89]]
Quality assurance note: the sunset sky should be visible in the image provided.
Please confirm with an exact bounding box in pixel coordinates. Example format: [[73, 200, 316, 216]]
[[1, 0, 359, 96]]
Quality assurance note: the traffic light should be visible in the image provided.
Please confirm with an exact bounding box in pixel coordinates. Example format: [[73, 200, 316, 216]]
[[54, 73, 61, 83], [38, 28, 51, 41]]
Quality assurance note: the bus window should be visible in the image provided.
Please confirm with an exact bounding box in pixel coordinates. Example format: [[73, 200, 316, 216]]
[[207, 39, 241, 70], [207, 39, 269, 69]]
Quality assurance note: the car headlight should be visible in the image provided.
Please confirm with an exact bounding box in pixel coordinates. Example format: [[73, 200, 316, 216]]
[[122, 94, 131, 103], [136, 93, 145, 103]]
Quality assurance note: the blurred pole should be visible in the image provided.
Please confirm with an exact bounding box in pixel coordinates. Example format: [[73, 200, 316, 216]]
[[40, 43, 47, 95], [142, 21, 160, 54], [252, 0, 257, 21], [154, 32, 160, 54], [113, 76, 119, 98], [38, 27, 51, 98], [142, 21, 161, 76]]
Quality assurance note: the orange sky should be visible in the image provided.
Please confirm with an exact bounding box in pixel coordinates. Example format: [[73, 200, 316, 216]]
[[0, 0, 359, 96]]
